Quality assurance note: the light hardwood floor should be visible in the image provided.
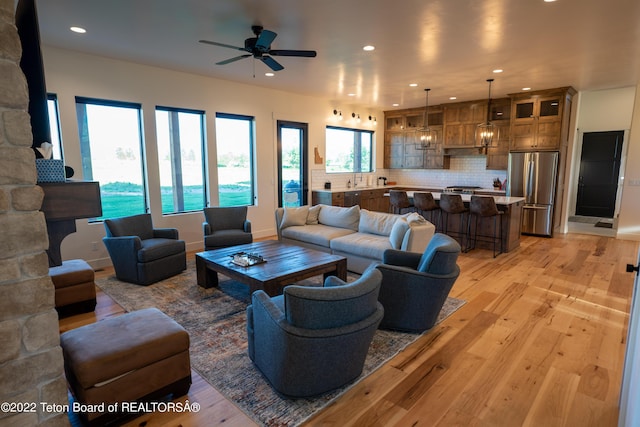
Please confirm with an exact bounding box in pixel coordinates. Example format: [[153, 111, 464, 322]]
[[59, 233, 639, 426]]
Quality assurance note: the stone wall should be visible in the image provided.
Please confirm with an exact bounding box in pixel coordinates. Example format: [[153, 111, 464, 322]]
[[0, 0, 69, 425]]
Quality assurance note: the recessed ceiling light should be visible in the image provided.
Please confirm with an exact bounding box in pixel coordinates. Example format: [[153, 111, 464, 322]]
[[363, 45, 375, 51], [70, 26, 86, 34], [265, 72, 274, 77], [392, 103, 399, 107], [522, 87, 531, 91], [409, 83, 418, 87], [493, 69, 503, 73], [544, 0, 557, 2], [449, 96, 457, 100]]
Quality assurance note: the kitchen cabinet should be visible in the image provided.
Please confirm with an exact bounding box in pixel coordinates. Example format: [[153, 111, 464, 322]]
[[359, 188, 390, 212], [312, 191, 344, 207], [509, 87, 576, 151], [443, 100, 487, 148], [312, 189, 389, 212], [485, 99, 511, 170], [383, 107, 448, 169], [343, 191, 361, 207]]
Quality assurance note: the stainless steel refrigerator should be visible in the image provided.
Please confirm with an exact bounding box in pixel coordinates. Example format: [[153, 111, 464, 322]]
[[508, 151, 559, 236]]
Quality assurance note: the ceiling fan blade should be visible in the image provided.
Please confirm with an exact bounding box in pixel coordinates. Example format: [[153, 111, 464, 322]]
[[255, 30, 277, 51], [199, 39, 245, 51], [216, 54, 251, 65], [260, 55, 284, 71], [269, 49, 317, 58]]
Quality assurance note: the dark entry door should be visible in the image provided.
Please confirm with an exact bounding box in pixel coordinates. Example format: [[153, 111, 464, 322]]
[[277, 121, 308, 208], [575, 130, 624, 218]]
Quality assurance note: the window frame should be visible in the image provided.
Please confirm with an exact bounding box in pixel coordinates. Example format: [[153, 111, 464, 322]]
[[75, 96, 147, 221], [214, 112, 256, 207], [46, 93, 64, 160], [155, 105, 208, 215], [325, 126, 374, 173]]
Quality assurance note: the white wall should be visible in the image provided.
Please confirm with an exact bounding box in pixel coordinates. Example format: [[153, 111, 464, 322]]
[[617, 86, 640, 241], [42, 46, 383, 268], [565, 86, 637, 223]]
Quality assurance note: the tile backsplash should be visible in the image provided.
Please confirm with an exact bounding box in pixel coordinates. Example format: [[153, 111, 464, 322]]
[[312, 157, 507, 191]]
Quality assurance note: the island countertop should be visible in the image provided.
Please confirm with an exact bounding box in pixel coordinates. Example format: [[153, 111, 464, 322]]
[[392, 191, 524, 206]]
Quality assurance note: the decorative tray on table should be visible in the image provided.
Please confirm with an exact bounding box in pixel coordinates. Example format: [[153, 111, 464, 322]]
[[230, 252, 266, 267]]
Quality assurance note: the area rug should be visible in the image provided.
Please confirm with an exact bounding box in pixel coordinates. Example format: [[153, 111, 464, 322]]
[[96, 262, 465, 426]]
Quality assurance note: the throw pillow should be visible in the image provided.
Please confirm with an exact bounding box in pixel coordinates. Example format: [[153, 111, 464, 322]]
[[389, 218, 410, 249], [306, 205, 321, 225], [406, 212, 428, 225], [280, 205, 309, 229]]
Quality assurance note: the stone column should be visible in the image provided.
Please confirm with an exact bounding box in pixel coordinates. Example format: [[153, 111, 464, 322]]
[[0, 0, 69, 425]]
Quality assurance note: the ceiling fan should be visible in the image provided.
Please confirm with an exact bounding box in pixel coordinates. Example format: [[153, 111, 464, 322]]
[[199, 25, 317, 72]]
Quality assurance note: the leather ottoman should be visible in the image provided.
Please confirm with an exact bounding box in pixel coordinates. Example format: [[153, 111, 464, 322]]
[[60, 307, 191, 425], [49, 259, 96, 316]]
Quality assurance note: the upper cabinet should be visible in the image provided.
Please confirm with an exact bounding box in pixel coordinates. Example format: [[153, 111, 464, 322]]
[[485, 99, 511, 170], [509, 87, 576, 151], [383, 87, 574, 171], [442, 101, 487, 148], [383, 107, 448, 169]]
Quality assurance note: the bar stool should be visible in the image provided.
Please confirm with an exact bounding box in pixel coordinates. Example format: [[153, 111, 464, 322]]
[[438, 193, 469, 251], [389, 190, 414, 214], [468, 195, 504, 257], [413, 192, 440, 231]]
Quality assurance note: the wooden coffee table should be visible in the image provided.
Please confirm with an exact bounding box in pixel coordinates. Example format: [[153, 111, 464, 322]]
[[195, 240, 348, 296]]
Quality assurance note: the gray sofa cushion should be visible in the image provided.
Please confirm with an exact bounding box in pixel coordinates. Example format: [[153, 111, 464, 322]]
[[330, 233, 392, 260], [318, 205, 360, 231], [281, 224, 354, 248], [358, 209, 401, 236], [280, 206, 310, 229]]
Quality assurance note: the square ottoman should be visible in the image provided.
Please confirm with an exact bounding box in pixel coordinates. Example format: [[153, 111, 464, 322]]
[[49, 259, 97, 316], [60, 307, 191, 425]]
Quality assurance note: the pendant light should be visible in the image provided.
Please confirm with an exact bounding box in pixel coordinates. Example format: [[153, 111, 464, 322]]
[[475, 78, 498, 153], [416, 88, 437, 150]]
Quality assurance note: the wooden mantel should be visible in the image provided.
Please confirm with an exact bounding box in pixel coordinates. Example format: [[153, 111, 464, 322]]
[[39, 181, 102, 267]]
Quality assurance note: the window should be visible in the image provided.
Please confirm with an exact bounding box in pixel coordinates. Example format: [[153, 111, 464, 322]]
[[325, 126, 373, 173], [47, 94, 63, 160], [76, 97, 146, 221], [155, 107, 207, 214], [215, 113, 255, 207]]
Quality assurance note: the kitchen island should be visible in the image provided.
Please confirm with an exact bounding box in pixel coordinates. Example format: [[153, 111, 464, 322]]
[[312, 187, 524, 253], [396, 191, 524, 252]]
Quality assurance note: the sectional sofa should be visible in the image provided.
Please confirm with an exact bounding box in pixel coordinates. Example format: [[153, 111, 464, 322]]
[[275, 204, 435, 273]]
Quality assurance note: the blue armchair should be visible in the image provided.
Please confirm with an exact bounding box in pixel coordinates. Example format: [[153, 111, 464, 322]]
[[376, 233, 461, 332], [203, 206, 252, 250], [103, 214, 186, 286], [246, 267, 384, 397]]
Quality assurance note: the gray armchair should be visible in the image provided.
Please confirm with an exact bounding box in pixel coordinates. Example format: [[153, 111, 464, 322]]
[[376, 233, 461, 332], [246, 266, 384, 397], [103, 213, 186, 286], [203, 206, 252, 250]]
